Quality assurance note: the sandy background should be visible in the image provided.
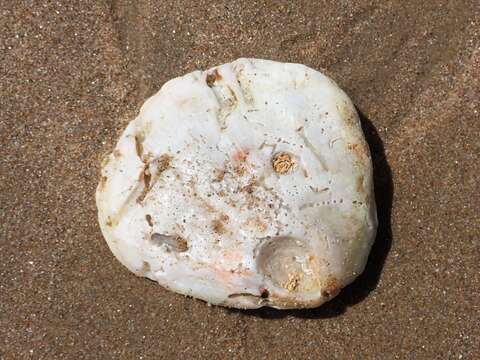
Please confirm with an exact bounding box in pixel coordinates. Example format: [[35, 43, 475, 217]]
[[1, 0, 479, 359]]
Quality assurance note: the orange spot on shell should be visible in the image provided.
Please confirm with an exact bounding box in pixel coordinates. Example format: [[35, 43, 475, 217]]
[[347, 142, 369, 160], [206, 69, 222, 87], [321, 277, 340, 298], [232, 148, 250, 163]]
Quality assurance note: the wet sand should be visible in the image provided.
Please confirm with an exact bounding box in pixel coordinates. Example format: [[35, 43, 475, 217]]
[[1, 1, 479, 358]]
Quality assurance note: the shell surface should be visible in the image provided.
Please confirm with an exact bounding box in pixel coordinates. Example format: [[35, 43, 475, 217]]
[[96, 58, 377, 309]]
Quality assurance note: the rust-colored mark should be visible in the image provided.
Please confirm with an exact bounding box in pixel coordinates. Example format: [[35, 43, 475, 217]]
[[113, 149, 122, 158], [321, 276, 339, 297], [232, 148, 250, 176], [201, 200, 215, 213], [206, 69, 222, 87], [144, 165, 152, 189], [151, 233, 189, 252], [136, 261, 151, 276], [255, 217, 268, 232], [137, 163, 151, 203], [175, 236, 189, 252], [348, 142, 368, 159], [283, 273, 300, 292], [99, 176, 108, 190], [227, 85, 238, 102], [241, 179, 256, 194], [272, 152, 295, 174], [302, 167, 309, 178], [234, 164, 247, 176], [137, 154, 171, 203], [134, 133, 144, 158], [156, 154, 172, 175], [260, 288, 270, 298], [356, 175, 365, 194], [106, 216, 115, 227], [100, 155, 110, 168], [212, 220, 225, 234], [232, 148, 249, 163], [213, 168, 226, 182], [245, 216, 267, 232], [145, 214, 153, 227], [345, 112, 359, 128], [212, 213, 229, 235]]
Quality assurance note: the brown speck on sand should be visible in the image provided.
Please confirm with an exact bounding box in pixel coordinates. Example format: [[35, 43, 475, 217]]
[[2, 1, 479, 358]]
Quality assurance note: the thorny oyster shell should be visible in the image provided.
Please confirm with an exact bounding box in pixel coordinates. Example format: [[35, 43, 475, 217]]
[[96, 58, 377, 309]]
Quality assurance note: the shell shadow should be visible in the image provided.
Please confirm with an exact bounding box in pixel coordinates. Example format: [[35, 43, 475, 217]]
[[229, 108, 393, 319]]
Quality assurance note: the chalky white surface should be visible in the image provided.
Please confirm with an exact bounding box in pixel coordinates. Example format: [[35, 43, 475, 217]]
[[96, 58, 377, 309]]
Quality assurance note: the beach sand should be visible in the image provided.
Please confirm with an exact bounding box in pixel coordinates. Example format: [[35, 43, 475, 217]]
[[1, 1, 479, 358]]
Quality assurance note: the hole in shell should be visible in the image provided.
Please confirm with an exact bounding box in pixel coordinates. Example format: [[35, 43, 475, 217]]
[[150, 233, 188, 252], [255, 236, 318, 293], [260, 288, 270, 298]]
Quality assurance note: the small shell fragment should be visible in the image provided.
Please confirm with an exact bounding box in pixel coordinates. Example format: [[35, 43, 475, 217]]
[[96, 58, 377, 309]]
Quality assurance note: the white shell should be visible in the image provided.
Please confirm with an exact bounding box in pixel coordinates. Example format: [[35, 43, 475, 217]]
[[96, 58, 377, 309]]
